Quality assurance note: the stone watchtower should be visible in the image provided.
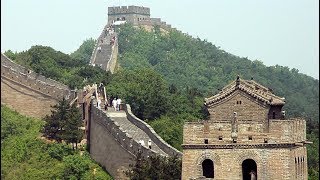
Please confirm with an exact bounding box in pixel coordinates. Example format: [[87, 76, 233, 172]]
[[107, 6, 150, 26], [182, 76, 310, 180]]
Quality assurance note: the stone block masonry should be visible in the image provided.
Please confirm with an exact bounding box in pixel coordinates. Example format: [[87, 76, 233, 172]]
[[182, 77, 309, 179], [1, 54, 73, 118]]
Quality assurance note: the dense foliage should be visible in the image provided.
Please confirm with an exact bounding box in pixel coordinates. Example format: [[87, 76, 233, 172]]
[[1, 105, 112, 179], [4, 42, 111, 89], [126, 151, 181, 179], [117, 24, 319, 123]]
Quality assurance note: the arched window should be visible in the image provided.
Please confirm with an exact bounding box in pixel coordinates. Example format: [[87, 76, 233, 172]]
[[202, 159, 214, 178], [242, 159, 257, 180]]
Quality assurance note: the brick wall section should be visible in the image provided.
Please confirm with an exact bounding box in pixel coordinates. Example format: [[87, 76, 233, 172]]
[[124, 104, 182, 157], [1, 77, 57, 119], [89, 102, 160, 179], [208, 90, 269, 127], [182, 147, 307, 180], [1, 54, 73, 118], [1, 54, 72, 100]]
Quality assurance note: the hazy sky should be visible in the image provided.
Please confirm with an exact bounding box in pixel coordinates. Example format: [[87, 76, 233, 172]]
[[1, 0, 319, 79]]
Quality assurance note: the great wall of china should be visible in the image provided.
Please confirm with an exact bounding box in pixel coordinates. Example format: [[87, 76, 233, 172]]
[[1, 6, 183, 179]]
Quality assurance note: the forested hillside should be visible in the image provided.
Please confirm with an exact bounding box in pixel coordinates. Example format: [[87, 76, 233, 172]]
[[117, 24, 319, 124], [3, 23, 318, 179], [1, 105, 112, 179]]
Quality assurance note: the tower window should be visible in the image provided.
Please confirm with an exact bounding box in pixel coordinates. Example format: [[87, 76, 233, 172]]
[[218, 136, 223, 141], [264, 138, 268, 143], [204, 139, 208, 144], [248, 136, 253, 140]]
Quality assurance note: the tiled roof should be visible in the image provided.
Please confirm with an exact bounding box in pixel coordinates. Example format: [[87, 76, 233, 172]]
[[205, 77, 285, 106]]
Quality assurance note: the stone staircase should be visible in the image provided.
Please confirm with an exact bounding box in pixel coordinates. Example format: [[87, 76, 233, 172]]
[[101, 103, 168, 156], [90, 27, 117, 72]]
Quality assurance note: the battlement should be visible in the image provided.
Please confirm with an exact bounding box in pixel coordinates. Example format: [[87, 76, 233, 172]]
[[1, 54, 72, 100], [108, 6, 150, 15], [183, 117, 306, 145]]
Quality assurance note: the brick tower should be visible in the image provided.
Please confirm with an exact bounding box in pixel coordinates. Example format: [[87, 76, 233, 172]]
[[107, 6, 150, 26], [181, 76, 310, 180]]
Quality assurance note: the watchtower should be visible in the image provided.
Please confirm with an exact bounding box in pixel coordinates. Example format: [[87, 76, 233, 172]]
[[181, 76, 310, 179], [107, 6, 150, 25]]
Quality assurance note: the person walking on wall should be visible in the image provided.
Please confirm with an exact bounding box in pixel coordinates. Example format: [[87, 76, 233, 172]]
[[104, 100, 108, 111], [112, 98, 117, 111], [116, 98, 122, 111], [148, 139, 152, 149], [97, 98, 101, 109]]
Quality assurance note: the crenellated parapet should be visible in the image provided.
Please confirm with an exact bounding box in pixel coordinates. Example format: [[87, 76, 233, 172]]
[[1, 54, 72, 100], [108, 6, 150, 16], [124, 104, 182, 157]]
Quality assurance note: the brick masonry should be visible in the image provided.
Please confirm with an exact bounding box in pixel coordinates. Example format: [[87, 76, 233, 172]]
[[182, 79, 308, 180]]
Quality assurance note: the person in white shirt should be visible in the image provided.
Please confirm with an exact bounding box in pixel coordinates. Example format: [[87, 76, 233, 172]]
[[112, 98, 117, 111], [148, 139, 152, 149], [116, 98, 122, 111], [139, 140, 145, 147], [97, 98, 101, 109]]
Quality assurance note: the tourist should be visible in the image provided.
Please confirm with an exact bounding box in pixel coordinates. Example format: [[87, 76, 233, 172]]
[[139, 140, 145, 147], [112, 98, 117, 111], [249, 170, 256, 180], [116, 98, 122, 111], [104, 101, 108, 111], [148, 139, 152, 149], [97, 98, 101, 109]]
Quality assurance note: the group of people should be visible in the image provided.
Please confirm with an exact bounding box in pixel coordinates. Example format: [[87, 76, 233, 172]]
[[105, 25, 114, 36], [112, 97, 122, 111], [138, 139, 152, 149]]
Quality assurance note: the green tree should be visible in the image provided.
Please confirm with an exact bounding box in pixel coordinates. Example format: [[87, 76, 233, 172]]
[[126, 151, 181, 180], [62, 104, 83, 150], [107, 68, 169, 120], [42, 98, 70, 142], [70, 38, 96, 64]]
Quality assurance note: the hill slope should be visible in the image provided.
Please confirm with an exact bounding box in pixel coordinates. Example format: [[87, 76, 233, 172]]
[[117, 24, 319, 124]]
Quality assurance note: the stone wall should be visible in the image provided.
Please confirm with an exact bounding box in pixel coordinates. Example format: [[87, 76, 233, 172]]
[[124, 104, 182, 157], [89, 101, 160, 179], [1, 54, 73, 118], [1, 54, 72, 100], [269, 118, 306, 143], [183, 117, 307, 145], [207, 90, 270, 131], [181, 147, 307, 180], [108, 6, 150, 15]]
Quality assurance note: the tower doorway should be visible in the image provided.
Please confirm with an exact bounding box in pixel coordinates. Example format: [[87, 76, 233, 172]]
[[242, 159, 257, 180], [202, 159, 214, 178]]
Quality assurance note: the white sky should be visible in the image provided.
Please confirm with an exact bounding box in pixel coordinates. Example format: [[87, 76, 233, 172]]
[[1, 0, 319, 79]]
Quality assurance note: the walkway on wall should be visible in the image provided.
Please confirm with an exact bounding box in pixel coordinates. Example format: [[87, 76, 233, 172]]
[[90, 26, 118, 73], [101, 105, 168, 156], [97, 103, 168, 156]]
